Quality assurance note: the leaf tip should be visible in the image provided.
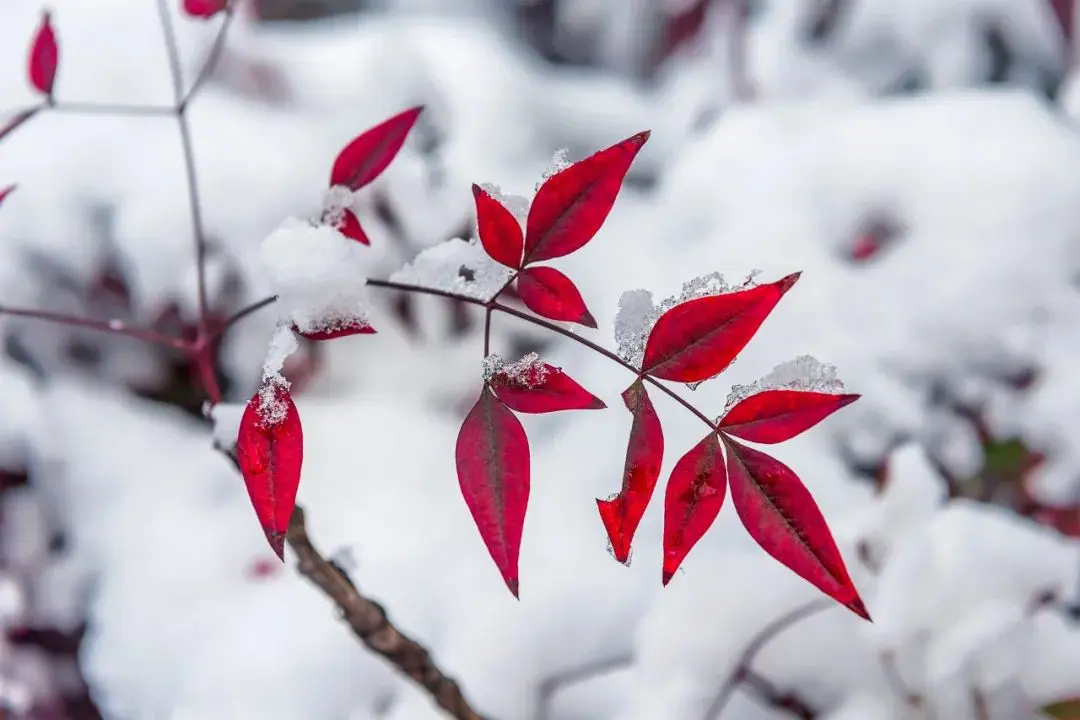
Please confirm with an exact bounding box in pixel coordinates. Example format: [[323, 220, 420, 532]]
[[266, 531, 286, 561], [777, 272, 802, 293], [580, 308, 598, 329], [847, 595, 873, 622], [506, 577, 520, 599], [661, 569, 675, 586], [631, 130, 652, 147], [590, 396, 607, 410]]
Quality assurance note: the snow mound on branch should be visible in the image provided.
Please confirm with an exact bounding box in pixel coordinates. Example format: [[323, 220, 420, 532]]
[[390, 237, 513, 302], [259, 217, 372, 337], [723, 355, 847, 414]]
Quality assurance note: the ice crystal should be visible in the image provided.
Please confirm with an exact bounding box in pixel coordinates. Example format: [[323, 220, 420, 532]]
[[482, 352, 550, 388], [535, 148, 572, 191], [256, 325, 297, 426]]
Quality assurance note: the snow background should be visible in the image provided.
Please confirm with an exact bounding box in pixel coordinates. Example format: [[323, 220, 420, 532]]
[[1, 0, 1080, 718]]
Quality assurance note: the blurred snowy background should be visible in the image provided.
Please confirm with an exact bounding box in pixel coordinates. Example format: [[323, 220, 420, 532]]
[[2, 0, 1080, 718]]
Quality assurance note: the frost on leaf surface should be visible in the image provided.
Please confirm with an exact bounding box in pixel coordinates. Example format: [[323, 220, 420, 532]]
[[534, 148, 572, 191], [259, 217, 372, 336], [614, 271, 760, 368], [258, 325, 298, 426], [482, 353, 549, 388], [390, 237, 513, 302], [320, 185, 356, 228], [723, 355, 846, 415], [476, 183, 530, 223]]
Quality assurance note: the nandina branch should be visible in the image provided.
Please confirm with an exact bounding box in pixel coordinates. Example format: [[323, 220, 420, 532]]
[[705, 599, 833, 719], [287, 505, 490, 720], [0, 305, 186, 350]]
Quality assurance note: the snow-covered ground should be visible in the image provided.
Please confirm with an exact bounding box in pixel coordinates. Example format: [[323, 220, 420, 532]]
[[1, 0, 1080, 718]]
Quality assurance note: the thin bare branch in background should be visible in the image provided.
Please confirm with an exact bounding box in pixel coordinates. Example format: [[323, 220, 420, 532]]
[[534, 654, 633, 720]]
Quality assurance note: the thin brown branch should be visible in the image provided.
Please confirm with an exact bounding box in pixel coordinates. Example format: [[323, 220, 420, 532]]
[[706, 599, 834, 719], [0, 305, 186, 349], [50, 102, 174, 118], [286, 505, 491, 720], [181, 6, 237, 111], [534, 654, 633, 720]]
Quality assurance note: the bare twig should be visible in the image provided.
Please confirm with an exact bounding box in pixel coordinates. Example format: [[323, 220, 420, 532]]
[[287, 506, 491, 720], [534, 654, 633, 720], [0, 305, 185, 349], [705, 599, 833, 719]]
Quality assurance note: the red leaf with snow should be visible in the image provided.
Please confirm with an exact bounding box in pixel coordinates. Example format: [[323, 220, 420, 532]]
[[0, 185, 15, 208], [0, 109, 37, 145], [472, 184, 523, 269], [662, 433, 726, 585], [516, 266, 596, 328], [597, 381, 664, 564], [723, 436, 869, 620], [337, 208, 370, 245], [719, 390, 860, 444], [642, 273, 800, 383], [490, 362, 604, 414], [456, 386, 530, 597], [28, 13, 58, 97], [236, 384, 303, 560], [330, 106, 424, 191], [292, 320, 375, 341], [183, 0, 228, 17], [523, 131, 649, 263]]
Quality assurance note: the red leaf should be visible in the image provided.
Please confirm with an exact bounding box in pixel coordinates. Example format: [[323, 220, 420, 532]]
[[490, 362, 605, 414], [597, 381, 664, 564], [292, 320, 376, 341], [28, 12, 58, 97], [516, 266, 596, 328], [523, 131, 650, 263], [472, 184, 523, 269], [723, 436, 869, 620], [182, 0, 229, 18], [662, 433, 726, 585], [236, 383, 304, 560], [0, 185, 15, 208], [455, 386, 530, 597], [719, 390, 860, 444], [330, 106, 424, 191], [338, 208, 370, 245], [0, 108, 38, 145], [641, 273, 800, 383]]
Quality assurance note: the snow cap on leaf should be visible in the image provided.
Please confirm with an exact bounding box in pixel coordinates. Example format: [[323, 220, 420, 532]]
[[719, 355, 860, 443], [484, 353, 605, 414]]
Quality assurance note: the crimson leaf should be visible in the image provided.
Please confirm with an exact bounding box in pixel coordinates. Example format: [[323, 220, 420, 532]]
[[718, 390, 860, 444], [490, 362, 604, 414], [472, 184, 523, 268], [236, 384, 304, 560], [597, 381, 664, 564], [28, 12, 58, 97], [330, 106, 424, 191], [338, 208, 370, 245], [662, 433, 726, 585], [182, 0, 229, 18], [722, 436, 869, 620], [641, 273, 800, 383], [523, 131, 649, 263], [516, 266, 596, 328], [456, 386, 530, 597]]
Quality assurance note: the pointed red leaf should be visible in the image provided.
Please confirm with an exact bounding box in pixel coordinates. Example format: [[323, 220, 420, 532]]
[[723, 436, 869, 620], [456, 386, 530, 597], [523, 131, 650, 263], [330, 106, 424, 191], [719, 390, 860, 444], [236, 383, 303, 560], [0, 185, 15, 208], [183, 0, 229, 17], [0, 109, 38, 145], [597, 381, 664, 564], [28, 13, 58, 97], [472, 184, 523, 269], [516, 266, 596, 328], [292, 320, 376, 341], [338, 208, 370, 245], [662, 433, 726, 585], [490, 361, 604, 414], [641, 273, 800, 383]]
